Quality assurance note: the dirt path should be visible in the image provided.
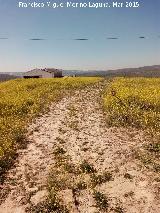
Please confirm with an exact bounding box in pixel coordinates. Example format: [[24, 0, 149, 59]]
[[0, 82, 159, 213]]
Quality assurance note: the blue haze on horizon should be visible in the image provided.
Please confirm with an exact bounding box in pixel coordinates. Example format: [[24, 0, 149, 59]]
[[0, 0, 159, 72]]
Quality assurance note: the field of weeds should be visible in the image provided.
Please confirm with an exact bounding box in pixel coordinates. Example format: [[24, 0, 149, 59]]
[[104, 77, 160, 131], [104, 77, 160, 172], [1, 77, 159, 212], [0, 77, 101, 181]]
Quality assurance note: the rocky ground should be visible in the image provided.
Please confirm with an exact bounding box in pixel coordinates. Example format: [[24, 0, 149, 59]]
[[0, 81, 159, 213]]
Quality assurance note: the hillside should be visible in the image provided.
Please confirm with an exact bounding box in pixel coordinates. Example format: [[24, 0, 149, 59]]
[[1, 65, 160, 79], [0, 74, 20, 82], [77, 65, 160, 77], [106, 65, 160, 77]]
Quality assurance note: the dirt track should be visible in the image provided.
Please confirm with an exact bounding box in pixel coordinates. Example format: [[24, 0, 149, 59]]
[[0, 82, 159, 212]]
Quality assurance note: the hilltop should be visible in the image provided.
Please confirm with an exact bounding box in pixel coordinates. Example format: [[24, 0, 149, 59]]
[[76, 65, 160, 77]]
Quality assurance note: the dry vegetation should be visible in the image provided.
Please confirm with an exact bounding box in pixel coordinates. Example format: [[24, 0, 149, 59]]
[[0, 77, 101, 182]]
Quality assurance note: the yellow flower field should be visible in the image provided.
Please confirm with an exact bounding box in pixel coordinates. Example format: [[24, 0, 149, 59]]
[[0, 77, 101, 180], [104, 77, 160, 131]]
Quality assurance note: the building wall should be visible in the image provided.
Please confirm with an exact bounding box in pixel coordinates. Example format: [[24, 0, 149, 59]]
[[24, 69, 53, 78], [43, 69, 62, 78], [54, 70, 63, 77]]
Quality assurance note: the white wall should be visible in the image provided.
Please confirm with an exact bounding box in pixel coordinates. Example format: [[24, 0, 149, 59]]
[[24, 70, 53, 78]]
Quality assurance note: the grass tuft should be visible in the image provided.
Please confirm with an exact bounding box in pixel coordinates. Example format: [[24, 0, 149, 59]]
[[93, 190, 109, 211], [53, 147, 66, 155], [75, 181, 87, 190], [91, 172, 112, 187], [114, 206, 124, 213], [80, 160, 95, 174], [29, 198, 69, 213], [146, 143, 160, 153], [124, 173, 133, 180]]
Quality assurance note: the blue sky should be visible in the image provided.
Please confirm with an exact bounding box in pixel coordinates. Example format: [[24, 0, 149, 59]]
[[0, 0, 160, 72]]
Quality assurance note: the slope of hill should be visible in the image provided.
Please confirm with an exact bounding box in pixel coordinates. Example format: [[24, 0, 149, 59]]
[[0, 74, 20, 82], [106, 65, 160, 77], [1, 65, 160, 78], [77, 65, 160, 77]]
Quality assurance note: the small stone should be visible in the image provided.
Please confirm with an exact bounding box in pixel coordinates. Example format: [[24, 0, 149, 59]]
[[30, 190, 48, 205], [27, 187, 38, 193]]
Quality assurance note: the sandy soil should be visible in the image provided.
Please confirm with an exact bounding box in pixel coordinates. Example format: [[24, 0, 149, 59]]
[[0, 81, 159, 213]]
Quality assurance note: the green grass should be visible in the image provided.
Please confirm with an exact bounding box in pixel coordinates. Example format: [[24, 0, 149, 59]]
[[0, 77, 102, 182]]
